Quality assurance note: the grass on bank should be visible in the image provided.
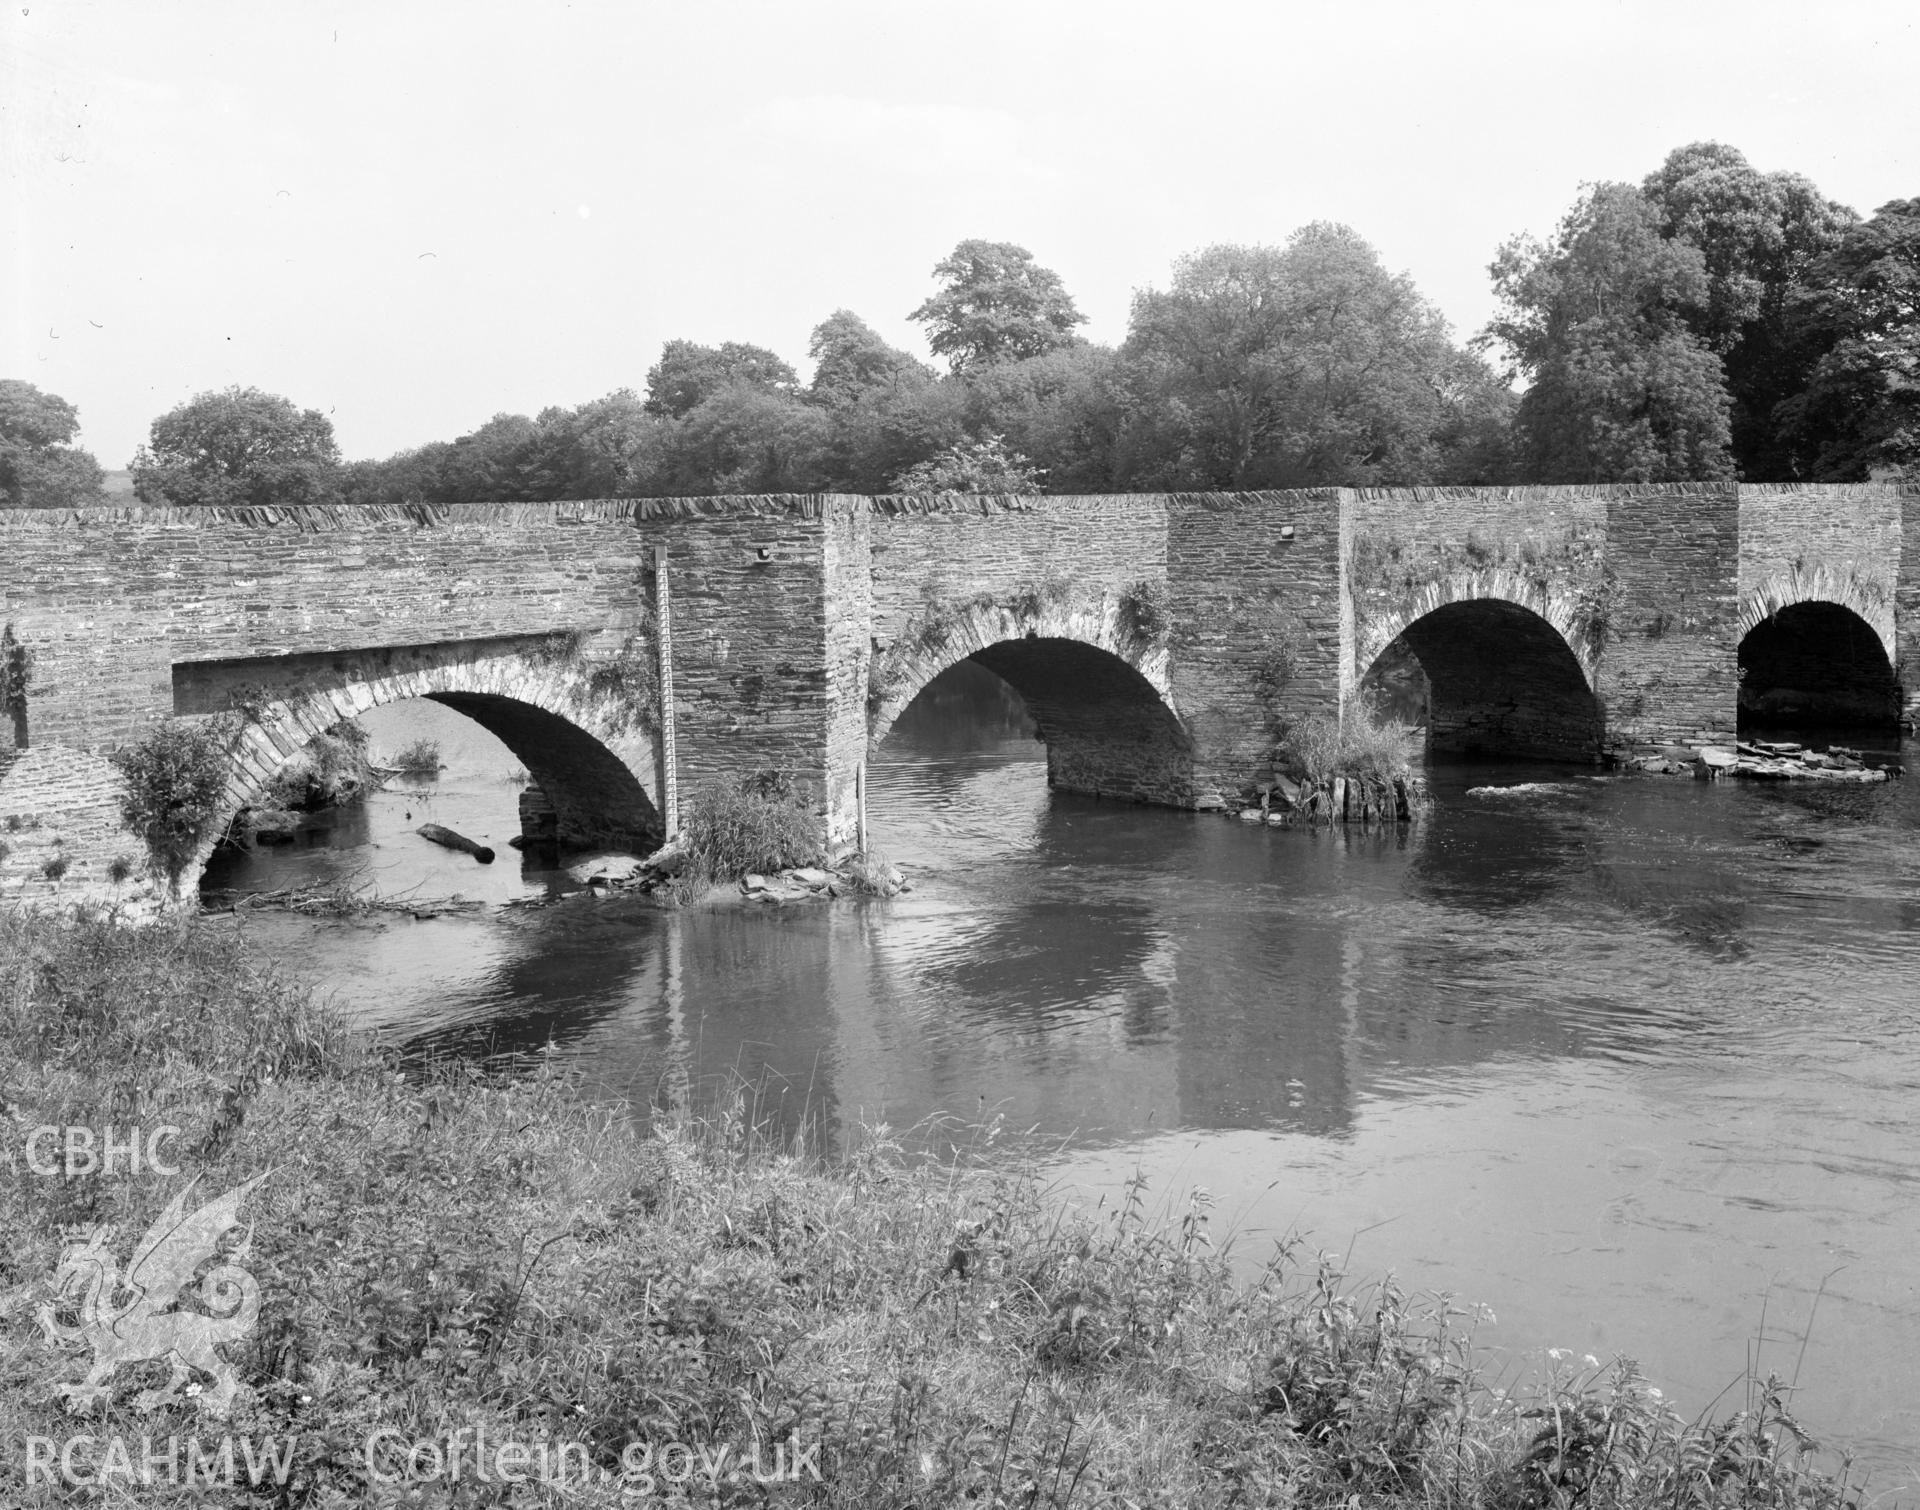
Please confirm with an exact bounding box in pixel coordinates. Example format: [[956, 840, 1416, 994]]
[[0, 911, 1867, 1508]]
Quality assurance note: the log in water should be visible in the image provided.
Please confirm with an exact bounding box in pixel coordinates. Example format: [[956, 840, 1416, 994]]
[[416, 823, 494, 863]]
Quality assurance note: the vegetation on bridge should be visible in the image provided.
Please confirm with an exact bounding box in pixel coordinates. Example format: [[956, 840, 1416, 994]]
[[109, 716, 236, 893], [0, 911, 1863, 1508], [1349, 519, 1624, 651], [528, 625, 660, 735], [261, 718, 381, 813], [2, 621, 33, 745]]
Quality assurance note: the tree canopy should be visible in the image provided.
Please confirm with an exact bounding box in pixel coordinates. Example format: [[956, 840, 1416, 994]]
[[1776, 197, 1920, 479], [1484, 183, 1733, 483], [1639, 141, 1856, 477], [0, 380, 106, 508], [643, 341, 798, 419], [1123, 227, 1499, 487], [132, 386, 342, 507], [808, 311, 933, 404], [910, 240, 1086, 371], [333, 153, 1910, 502]]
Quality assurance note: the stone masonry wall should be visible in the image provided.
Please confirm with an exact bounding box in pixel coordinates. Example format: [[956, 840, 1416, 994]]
[[640, 498, 836, 809], [1598, 484, 1741, 748], [1166, 490, 1344, 803], [867, 494, 1169, 650]]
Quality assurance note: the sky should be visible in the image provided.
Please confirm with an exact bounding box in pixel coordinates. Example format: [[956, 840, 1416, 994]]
[[4, 0, 1917, 470]]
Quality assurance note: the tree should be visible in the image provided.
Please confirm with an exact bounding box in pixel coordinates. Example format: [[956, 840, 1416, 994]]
[[1122, 228, 1482, 488], [343, 393, 673, 506], [1484, 183, 1733, 483], [660, 384, 831, 495], [1639, 142, 1855, 477], [1427, 351, 1520, 485], [0, 380, 106, 507], [340, 442, 456, 507], [807, 310, 933, 404], [889, 433, 1043, 494], [540, 390, 672, 497], [960, 343, 1129, 492], [797, 309, 959, 491], [643, 341, 797, 419], [910, 240, 1086, 371], [131, 386, 342, 507], [1776, 198, 1920, 479]]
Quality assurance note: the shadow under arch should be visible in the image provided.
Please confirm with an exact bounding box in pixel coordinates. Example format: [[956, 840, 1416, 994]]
[[174, 636, 660, 880], [1360, 593, 1601, 762], [1738, 599, 1899, 729], [869, 597, 1193, 805]]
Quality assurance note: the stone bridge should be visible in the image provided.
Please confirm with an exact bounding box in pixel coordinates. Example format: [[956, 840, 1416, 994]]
[[3, 482, 1915, 908]]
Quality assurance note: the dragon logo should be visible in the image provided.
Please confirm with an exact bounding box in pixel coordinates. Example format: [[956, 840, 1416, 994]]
[[36, 1173, 268, 1418]]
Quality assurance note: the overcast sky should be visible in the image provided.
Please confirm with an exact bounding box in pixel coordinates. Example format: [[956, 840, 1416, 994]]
[[4, 0, 1915, 470]]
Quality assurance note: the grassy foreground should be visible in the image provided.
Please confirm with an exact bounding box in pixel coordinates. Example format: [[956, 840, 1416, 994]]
[[0, 913, 1865, 1508]]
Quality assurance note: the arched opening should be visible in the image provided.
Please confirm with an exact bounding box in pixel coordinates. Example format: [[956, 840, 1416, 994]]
[[973, 637, 1194, 802], [1362, 599, 1601, 762], [868, 633, 1194, 873], [423, 691, 658, 851], [200, 693, 661, 898], [1738, 601, 1899, 730], [174, 639, 661, 888], [874, 637, 1194, 806]]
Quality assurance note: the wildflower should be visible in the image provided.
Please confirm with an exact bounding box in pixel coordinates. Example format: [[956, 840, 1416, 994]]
[[1583, 1354, 1600, 1368]]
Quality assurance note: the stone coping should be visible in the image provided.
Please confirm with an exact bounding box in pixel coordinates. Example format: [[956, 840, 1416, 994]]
[[6, 482, 1907, 534]]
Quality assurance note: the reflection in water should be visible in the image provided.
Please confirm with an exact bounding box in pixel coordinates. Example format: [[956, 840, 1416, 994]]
[[207, 671, 1920, 1489]]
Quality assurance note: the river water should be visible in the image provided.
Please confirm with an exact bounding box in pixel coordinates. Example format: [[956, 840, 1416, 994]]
[[204, 668, 1920, 1495]]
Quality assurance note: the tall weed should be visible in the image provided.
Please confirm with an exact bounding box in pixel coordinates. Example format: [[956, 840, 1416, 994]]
[[1278, 707, 1418, 806], [676, 773, 823, 887]]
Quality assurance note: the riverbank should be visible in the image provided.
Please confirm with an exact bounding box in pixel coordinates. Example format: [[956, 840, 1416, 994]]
[[0, 913, 1861, 1507]]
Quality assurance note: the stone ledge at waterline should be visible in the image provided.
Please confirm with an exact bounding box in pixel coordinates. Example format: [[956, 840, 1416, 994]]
[[1232, 769, 1428, 827], [1698, 740, 1899, 782], [555, 842, 909, 903], [1607, 738, 1901, 781]]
